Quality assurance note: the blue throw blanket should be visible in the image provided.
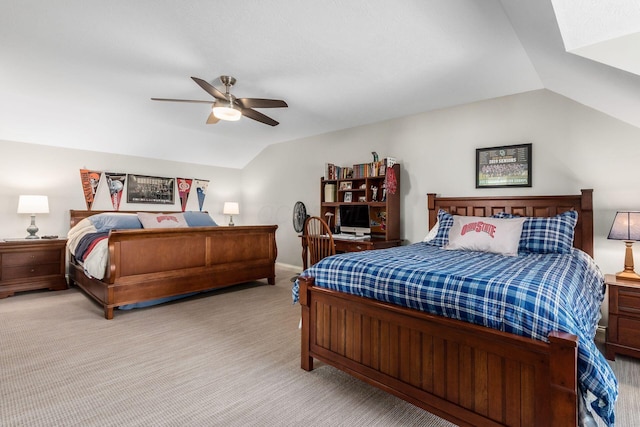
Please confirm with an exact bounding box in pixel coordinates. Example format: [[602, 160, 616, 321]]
[[292, 243, 617, 426]]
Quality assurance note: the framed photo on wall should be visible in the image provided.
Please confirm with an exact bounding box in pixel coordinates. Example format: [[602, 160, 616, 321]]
[[476, 143, 532, 188], [127, 174, 175, 204]]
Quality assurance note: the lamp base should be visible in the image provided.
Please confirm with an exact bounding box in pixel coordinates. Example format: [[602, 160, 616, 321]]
[[25, 215, 40, 239], [617, 241, 640, 281], [615, 270, 640, 282]]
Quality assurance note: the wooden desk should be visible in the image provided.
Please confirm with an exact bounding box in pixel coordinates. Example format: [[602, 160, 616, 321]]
[[300, 235, 401, 270]]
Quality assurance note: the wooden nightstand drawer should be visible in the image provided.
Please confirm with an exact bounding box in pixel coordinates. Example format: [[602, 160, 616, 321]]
[[2, 263, 61, 280], [0, 239, 67, 298], [2, 250, 62, 267], [618, 288, 640, 314], [617, 317, 640, 349], [605, 274, 640, 360]]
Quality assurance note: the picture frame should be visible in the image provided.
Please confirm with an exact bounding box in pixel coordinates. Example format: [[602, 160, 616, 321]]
[[340, 181, 352, 190], [127, 174, 175, 204], [476, 143, 532, 188], [344, 192, 352, 202]]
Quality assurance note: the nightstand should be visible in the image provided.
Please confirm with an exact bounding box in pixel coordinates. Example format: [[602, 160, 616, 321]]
[[605, 274, 640, 360], [0, 238, 67, 298]]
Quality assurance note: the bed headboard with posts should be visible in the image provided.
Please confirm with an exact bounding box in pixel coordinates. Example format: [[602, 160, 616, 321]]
[[427, 189, 593, 257]]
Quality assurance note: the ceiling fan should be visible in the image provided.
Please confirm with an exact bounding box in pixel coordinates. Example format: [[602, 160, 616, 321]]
[[151, 75, 288, 126]]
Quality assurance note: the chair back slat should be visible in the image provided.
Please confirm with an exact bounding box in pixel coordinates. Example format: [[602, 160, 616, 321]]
[[305, 216, 336, 266]]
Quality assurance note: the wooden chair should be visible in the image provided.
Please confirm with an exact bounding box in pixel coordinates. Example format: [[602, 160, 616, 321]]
[[304, 216, 336, 266]]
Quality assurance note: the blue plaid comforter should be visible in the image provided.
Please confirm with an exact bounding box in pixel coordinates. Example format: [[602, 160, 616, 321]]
[[292, 243, 618, 426]]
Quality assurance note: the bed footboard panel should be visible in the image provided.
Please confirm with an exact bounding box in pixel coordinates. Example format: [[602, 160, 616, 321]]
[[299, 277, 578, 427], [68, 222, 277, 319], [106, 225, 278, 304]]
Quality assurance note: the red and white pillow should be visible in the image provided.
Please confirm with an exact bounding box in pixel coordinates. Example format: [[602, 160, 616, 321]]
[[137, 212, 189, 228], [444, 215, 526, 256]]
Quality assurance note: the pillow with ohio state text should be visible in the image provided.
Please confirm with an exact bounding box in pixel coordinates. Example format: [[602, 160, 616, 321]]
[[137, 212, 189, 229], [444, 216, 526, 256]]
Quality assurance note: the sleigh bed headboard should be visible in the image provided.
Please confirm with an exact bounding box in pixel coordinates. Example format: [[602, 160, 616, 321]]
[[69, 210, 208, 229]]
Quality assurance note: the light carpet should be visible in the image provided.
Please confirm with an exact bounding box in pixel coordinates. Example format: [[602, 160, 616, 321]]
[[1, 266, 637, 426]]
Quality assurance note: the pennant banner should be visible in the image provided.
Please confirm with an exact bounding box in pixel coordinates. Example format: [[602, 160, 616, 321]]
[[104, 172, 126, 211], [79, 169, 102, 210], [177, 178, 193, 212], [194, 179, 209, 212]]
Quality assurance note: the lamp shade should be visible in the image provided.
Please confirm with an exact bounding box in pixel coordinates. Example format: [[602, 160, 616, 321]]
[[608, 211, 640, 241], [223, 202, 239, 215], [17, 195, 49, 214]]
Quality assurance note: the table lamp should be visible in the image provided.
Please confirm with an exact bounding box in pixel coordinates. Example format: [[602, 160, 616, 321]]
[[223, 202, 239, 226], [608, 211, 640, 281], [17, 195, 49, 239]]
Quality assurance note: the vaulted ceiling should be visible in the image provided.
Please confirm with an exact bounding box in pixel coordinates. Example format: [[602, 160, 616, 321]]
[[2, 1, 639, 168]]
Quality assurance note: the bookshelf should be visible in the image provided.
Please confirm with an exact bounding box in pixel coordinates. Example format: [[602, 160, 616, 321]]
[[320, 161, 401, 243]]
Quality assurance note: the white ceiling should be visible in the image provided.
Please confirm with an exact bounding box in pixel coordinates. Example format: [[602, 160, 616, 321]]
[[2, 1, 640, 169]]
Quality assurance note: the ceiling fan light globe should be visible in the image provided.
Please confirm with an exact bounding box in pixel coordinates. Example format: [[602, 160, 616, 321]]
[[212, 105, 241, 121]]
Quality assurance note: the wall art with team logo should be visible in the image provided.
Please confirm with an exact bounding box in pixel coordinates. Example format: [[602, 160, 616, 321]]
[[476, 143, 532, 188], [126, 174, 175, 204]]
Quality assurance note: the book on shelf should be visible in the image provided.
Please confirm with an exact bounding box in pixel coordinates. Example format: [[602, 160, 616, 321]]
[[324, 163, 353, 180], [325, 158, 397, 180], [352, 157, 397, 179]]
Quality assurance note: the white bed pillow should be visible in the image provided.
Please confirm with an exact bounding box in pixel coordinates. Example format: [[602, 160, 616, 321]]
[[137, 212, 189, 228], [444, 215, 526, 256], [423, 220, 440, 242]]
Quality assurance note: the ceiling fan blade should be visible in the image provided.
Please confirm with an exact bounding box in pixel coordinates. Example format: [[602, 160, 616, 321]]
[[151, 98, 213, 104], [236, 98, 288, 109], [241, 108, 279, 126], [206, 112, 220, 125], [191, 77, 228, 101]]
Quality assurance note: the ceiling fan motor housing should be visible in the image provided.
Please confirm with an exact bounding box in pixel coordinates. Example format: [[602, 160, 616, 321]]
[[220, 75, 236, 88]]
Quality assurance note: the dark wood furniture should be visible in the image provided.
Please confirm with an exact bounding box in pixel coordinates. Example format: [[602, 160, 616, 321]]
[[304, 216, 336, 267], [321, 163, 401, 241], [0, 238, 67, 298], [301, 163, 401, 269], [300, 236, 401, 270], [605, 274, 640, 360], [68, 210, 277, 319], [298, 189, 594, 427]]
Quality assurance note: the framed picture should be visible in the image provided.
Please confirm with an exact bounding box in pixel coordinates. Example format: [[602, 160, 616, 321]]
[[476, 143, 532, 188], [344, 192, 352, 202], [340, 181, 352, 190], [127, 174, 175, 204]]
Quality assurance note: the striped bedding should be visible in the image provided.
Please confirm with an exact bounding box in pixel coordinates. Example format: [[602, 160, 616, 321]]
[[292, 243, 617, 426]]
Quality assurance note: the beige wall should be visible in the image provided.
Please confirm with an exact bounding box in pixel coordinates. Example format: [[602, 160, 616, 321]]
[[243, 89, 640, 282], [3, 89, 640, 323], [0, 141, 242, 238]]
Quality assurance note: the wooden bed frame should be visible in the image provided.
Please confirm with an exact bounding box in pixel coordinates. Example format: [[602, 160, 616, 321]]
[[68, 210, 277, 319], [298, 189, 594, 427]]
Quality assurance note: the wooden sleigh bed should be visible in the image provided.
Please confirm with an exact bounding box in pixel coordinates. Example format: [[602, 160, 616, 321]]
[[297, 190, 597, 427], [68, 210, 277, 319]]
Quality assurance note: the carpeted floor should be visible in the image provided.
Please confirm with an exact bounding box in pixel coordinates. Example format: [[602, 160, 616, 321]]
[[1, 265, 637, 426]]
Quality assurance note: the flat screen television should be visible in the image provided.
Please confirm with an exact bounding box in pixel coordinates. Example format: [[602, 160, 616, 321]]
[[339, 204, 371, 236]]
